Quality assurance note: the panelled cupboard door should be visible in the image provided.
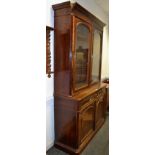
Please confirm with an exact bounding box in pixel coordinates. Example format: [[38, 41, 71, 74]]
[[73, 16, 93, 92], [95, 89, 106, 128], [96, 101, 105, 127], [78, 102, 95, 145]]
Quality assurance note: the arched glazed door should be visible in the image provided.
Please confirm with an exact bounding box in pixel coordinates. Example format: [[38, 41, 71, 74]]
[[73, 17, 92, 91]]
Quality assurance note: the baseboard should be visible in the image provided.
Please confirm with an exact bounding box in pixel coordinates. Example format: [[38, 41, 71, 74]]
[[46, 141, 54, 151]]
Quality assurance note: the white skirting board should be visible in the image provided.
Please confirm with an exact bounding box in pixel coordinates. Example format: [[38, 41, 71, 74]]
[[46, 97, 54, 151]]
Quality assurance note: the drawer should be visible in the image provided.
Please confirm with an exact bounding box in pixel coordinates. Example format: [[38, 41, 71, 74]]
[[79, 87, 106, 110], [79, 93, 97, 110]]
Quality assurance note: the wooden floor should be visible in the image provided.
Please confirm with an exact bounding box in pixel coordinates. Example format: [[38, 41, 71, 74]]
[[47, 113, 109, 155]]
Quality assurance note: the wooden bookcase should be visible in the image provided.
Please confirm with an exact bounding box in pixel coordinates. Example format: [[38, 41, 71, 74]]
[[52, 2, 107, 154]]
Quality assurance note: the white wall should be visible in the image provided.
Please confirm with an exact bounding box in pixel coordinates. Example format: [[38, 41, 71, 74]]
[[46, 0, 54, 150], [46, 0, 109, 150], [46, 96, 54, 150], [74, 0, 108, 24], [101, 25, 109, 78]]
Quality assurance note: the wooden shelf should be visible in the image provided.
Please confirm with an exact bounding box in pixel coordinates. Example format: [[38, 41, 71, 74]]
[[46, 26, 54, 31]]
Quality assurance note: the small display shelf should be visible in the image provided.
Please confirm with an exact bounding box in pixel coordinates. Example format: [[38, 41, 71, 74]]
[[46, 26, 54, 78]]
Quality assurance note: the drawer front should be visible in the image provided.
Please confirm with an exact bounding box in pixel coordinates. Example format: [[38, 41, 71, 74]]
[[79, 87, 106, 109], [78, 102, 95, 145]]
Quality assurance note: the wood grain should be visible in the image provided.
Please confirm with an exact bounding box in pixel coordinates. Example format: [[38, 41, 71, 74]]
[[52, 2, 106, 154]]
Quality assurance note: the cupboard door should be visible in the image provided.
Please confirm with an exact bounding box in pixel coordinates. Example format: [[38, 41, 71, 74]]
[[95, 89, 106, 128], [73, 17, 92, 91], [78, 102, 95, 144], [96, 101, 104, 127]]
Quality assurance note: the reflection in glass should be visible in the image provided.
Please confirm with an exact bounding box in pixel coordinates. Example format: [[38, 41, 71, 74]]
[[75, 24, 89, 89], [92, 30, 101, 82]]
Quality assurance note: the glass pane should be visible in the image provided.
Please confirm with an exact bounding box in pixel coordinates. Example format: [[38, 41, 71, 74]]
[[92, 30, 101, 82], [75, 24, 89, 89]]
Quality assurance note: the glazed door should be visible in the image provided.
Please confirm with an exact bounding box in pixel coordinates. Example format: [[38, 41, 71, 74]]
[[73, 17, 92, 91], [91, 30, 103, 83]]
